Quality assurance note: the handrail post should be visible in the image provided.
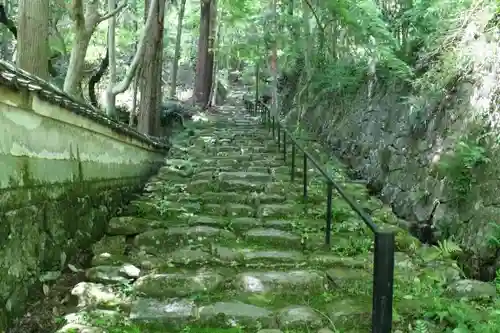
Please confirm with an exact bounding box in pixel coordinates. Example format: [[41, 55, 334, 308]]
[[268, 114, 271, 131], [291, 145, 295, 181], [283, 131, 287, 162], [272, 116, 275, 137], [267, 107, 270, 131], [277, 124, 281, 149], [303, 154, 307, 202], [325, 181, 333, 246], [267, 109, 271, 129], [372, 232, 395, 333], [254, 62, 259, 116]]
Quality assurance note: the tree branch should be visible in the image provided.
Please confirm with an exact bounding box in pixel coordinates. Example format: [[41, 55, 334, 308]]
[[112, 0, 158, 94], [51, 18, 68, 57], [98, 2, 127, 23], [302, 0, 324, 34], [71, 0, 85, 28]]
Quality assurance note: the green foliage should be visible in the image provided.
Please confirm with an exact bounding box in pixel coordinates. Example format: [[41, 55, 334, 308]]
[[309, 58, 366, 97], [402, 0, 474, 57], [411, 320, 430, 333], [488, 221, 500, 247], [438, 140, 490, 206], [393, 268, 500, 333], [433, 239, 463, 259]]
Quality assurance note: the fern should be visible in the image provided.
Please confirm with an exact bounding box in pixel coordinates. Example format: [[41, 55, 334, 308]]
[[433, 239, 462, 258], [412, 320, 429, 333], [488, 221, 500, 246]]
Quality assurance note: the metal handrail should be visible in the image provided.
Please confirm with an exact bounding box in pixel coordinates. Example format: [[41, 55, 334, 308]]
[[248, 99, 395, 333]]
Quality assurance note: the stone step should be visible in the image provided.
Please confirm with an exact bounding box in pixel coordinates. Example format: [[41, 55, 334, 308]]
[[190, 159, 284, 173], [130, 299, 277, 330], [164, 191, 286, 206], [122, 198, 309, 221], [132, 269, 225, 298], [90, 237, 377, 272], [122, 199, 202, 219], [203, 145, 277, 153], [133, 226, 237, 255], [243, 228, 303, 249], [185, 216, 326, 233], [104, 268, 328, 301], [62, 268, 372, 331]]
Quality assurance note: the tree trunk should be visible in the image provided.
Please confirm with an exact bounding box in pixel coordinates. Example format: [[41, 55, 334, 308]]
[[193, 0, 211, 106], [154, 0, 166, 132], [16, 0, 49, 79], [209, 6, 222, 106], [65, 0, 126, 98], [269, 0, 278, 118], [130, 0, 139, 126], [205, 0, 217, 108], [137, 0, 166, 135], [130, 64, 140, 127], [1, 0, 10, 60], [106, 0, 159, 117], [106, 0, 117, 117], [169, 0, 186, 99], [64, 31, 91, 97]]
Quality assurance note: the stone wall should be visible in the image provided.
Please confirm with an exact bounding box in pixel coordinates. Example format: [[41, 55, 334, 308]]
[[0, 82, 166, 328], [302, 68, 499, 281], [283, 10, 500, 281]]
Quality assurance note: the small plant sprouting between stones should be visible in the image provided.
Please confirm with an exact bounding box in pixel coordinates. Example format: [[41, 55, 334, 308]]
[[433, 238, 462, 259], [438, 139, 490, 207]]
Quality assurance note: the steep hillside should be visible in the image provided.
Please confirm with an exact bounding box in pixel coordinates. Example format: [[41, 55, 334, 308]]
[[280, 2, 500, 280]]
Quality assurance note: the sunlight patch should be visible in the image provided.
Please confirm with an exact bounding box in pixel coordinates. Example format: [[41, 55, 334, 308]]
[[192, 113, 209, 122]]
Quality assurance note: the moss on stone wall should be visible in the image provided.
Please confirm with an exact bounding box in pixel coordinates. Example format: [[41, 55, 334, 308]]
[[0, 161, 158, 330]]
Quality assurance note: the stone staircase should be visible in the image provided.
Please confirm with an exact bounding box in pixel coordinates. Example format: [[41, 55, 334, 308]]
[[56, 105, 471, 333]]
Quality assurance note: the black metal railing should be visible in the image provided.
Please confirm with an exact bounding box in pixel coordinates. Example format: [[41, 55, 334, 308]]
[[248, 99, 395, 333]]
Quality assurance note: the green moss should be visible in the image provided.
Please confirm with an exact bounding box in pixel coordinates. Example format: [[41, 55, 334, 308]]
[[0, 167, 150, 330]]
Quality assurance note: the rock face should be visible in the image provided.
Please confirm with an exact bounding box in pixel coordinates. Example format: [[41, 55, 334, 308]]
[[297, 23, 500, 278], [56, 104, 496, 333]]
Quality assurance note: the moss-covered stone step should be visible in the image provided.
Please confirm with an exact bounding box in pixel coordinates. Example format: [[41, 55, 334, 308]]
[[130, 299, 277, 330], [202, 145, 277, 154], [185, 216, 322, 234], [133, 269, 225, 298], [193, 158, 284, 170], [126, 268, 328, 300], [133, 226, 237, 255], [243, 228, 303, 249], [90, 231, 378, 271], [116, 200, 309, 221], [106, 216, 170, 235], [63, 282, 372, 331], [55, 298, 371, 333]]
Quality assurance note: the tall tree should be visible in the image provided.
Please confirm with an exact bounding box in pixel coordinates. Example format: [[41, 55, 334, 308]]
[[64, 0, 126, 98], [193, 0, 212, 106], [16, 0, 50, 79], [205, 0, 217, 107], [169, 0, 187, 99], [105, 0, 159, 118], [269, 0, 278, 117], [137, 0, 166, 135]]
